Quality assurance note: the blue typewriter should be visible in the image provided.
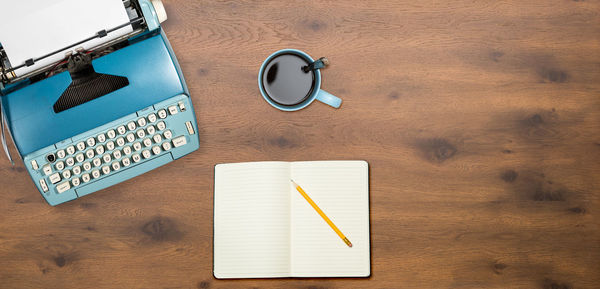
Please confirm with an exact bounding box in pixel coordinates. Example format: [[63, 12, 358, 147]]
[[0, 0, 199, 205]]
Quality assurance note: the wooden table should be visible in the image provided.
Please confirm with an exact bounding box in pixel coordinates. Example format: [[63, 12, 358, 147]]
[[1, 1, 599, 288]]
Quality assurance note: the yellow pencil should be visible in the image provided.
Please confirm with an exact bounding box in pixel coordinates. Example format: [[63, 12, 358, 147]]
[[291, 180, 352, 247]]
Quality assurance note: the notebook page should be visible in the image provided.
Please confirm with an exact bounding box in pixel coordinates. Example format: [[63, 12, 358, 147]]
[[214, 162, 292, 278], [290, 161, 370, 277]]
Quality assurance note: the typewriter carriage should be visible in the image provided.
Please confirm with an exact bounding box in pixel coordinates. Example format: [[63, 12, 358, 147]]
[[0, 0, 167, 90]]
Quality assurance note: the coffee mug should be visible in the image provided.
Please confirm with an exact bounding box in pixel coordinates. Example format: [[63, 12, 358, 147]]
[[258, 49, 342, 111]]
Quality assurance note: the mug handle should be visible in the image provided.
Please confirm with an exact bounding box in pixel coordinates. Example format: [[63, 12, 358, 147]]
[[315, 89, 342, 108]]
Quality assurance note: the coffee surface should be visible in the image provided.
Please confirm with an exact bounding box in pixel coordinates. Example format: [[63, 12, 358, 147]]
[[262, 53, 315, 106]]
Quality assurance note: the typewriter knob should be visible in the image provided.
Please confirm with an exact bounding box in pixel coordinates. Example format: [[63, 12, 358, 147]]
[[151, 0, 168, 23]]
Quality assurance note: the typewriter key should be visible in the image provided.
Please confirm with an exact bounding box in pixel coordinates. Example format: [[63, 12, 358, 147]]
[[46, 153, 56, 163]]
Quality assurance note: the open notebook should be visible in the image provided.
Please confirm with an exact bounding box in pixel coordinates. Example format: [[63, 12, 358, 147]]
[[213, 161, 370, 279]]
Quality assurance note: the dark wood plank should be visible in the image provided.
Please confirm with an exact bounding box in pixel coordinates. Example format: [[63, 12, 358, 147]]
[[1, 0, 599, 288]]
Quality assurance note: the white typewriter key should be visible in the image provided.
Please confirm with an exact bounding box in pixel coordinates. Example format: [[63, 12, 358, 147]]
[[82, 173, 91, 183], [56, 149, 66, 159], [147, 113, 157, 123], [56, 181, 71, 194], [86, 149, 95, 159], [71, 177, 80, 187], [158, 109, 167, 119], [49, 173, 61, 184], [66, 145, 76, 155], [127, 121, 137, 131], [31, 160, 39, 170], [136, 129, 146, 139], [143, 138, 152, 147], [142, 150, 152, 159], [43, 164, 52, 176], [113, 150, 122, 159], [168, 105, 178, 115], [126, 133, 136, 143], [93, 158, 102, 167], [97, 133, 106, 143], [153, 134, 162, 144], [62, 170, 71, 180], [86, 137, 96, 147], [111, 162, 121, 171], [132, 154, 142, 163], [77, 141, 86, 151], [146, 125, 156, 135], [72, 155, 81, 165], [122, 158, 131, 167], [172, 136, 187, 148], [133, 142, 142, 151], [73, 166, 82, 175], [116, 137, 125, 147], [152, 146, 161, 155], [163, 130, 173, 139], [83, 162, 92, 171], [156, 121, 166, 131], [137, 117, 147, 127], [55, 161, 65, 171], [95, 145, 105, 155], [185, 121, 195, 135], [117, 125, 127, 135], [39, 179, 49, 192], [92, 170, 101, 179], [178, 101, 186, 112], [106, 141, 115, 151], [102, 165, 111, 175], [107, 129, 116, 139], [102, 154, 112, 163], [123, 146, 132, 155], [162, 142, 172, 151]]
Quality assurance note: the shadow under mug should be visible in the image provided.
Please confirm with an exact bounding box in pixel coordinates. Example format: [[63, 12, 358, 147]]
[[258, 49, 342, 111]]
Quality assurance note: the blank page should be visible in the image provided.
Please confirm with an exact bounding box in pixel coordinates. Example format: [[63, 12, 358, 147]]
[[214, 162, 291, 278], [290, 161, 370, 277], [0, 0, 133, 76]]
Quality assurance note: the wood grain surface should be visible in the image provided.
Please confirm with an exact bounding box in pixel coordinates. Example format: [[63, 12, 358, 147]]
[[1, 0, 599, 288]]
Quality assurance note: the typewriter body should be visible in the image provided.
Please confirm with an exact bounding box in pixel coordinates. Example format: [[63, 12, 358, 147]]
[[0, 0, 200, 205]]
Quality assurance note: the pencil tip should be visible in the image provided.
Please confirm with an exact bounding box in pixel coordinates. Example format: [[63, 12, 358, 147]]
[[343, 238, 353, 247]]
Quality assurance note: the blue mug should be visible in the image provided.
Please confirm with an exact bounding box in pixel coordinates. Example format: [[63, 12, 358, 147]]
[[258, 49, 342, 111]]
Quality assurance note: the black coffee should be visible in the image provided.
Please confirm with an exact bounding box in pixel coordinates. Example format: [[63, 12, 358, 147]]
[[261, 53, 315, 106]]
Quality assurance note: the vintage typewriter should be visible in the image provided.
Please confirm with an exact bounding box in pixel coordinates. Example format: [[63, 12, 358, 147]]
[[0, 0, 199, 205]]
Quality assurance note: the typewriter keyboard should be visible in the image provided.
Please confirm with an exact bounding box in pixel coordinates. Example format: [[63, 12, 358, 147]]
[[24, 94, 199, 205]]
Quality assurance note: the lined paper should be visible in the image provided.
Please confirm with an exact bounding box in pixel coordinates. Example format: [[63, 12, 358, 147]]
[[213, 162, 291, 278], [213, 161, 370, 278], [290, 161, 370, 277], [0, 0, 133, 76]]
